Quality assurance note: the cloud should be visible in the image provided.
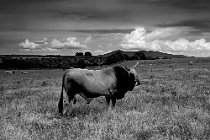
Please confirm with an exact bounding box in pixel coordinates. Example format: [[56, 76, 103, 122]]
[[19, 38, 56, 52], [123, 27, 188, 43], [92, 50, 112, 56], [50, 37, 87, 49], [23, 47, 57, 52], [92, 50, 106, 56], [71, 29, 134, 34], [158, 19, 210, 33], [140, 0, 210, 10], [19, 39, 41, 49], [121, 27, 210, 57], [81, 49, 111, 56], [20, 37, 87, 52], [84, 35, 92, 43], [34, 38, 48, 44]]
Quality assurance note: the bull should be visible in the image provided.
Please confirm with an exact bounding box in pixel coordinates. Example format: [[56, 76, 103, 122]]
[[58, 62, 140, 115]]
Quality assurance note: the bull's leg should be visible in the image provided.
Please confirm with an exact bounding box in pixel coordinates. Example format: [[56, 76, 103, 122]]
[[105, 96, 111, 110], [63, 90, 75, 115], [105, 96, 110, 105], [111, 97, 116, 108], [68, 94, 74, 103], [107, 89, 116, 110]]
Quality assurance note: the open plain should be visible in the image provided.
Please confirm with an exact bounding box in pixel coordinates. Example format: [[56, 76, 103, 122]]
[[1, 58, 210, 140]]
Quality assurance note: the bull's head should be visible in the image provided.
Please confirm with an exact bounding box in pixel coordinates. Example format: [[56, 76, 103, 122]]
[[125, 62, 140, 91]]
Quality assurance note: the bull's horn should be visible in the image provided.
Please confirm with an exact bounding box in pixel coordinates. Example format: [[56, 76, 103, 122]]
[[132, 62, 140, 69]]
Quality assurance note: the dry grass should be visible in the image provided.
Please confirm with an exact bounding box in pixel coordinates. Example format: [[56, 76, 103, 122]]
[[1, 58, 210, 140]]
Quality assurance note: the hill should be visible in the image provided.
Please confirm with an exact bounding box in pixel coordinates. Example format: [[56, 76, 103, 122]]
[[101, 50, 186, 59]]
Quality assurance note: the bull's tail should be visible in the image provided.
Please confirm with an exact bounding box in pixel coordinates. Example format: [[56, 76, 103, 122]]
[[58, 73, 65, 115]]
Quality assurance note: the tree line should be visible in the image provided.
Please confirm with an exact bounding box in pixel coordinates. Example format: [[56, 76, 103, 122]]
[[0, 51, 155, 69]]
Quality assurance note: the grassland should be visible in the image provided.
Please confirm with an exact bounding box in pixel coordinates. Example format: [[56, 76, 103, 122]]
[[1, 58, 210, 140]]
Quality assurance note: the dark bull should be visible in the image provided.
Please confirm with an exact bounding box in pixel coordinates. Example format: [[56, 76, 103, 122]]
[[58, 62, 140, 115]]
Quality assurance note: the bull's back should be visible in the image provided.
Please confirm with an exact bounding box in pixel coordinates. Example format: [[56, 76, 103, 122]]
[[65, 68, 116, 95]]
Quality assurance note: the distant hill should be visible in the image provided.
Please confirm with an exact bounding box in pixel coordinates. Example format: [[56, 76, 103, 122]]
[[101, 50, 186, 59]]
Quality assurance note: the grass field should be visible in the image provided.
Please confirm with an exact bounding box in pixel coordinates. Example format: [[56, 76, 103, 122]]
[[1, 58, 210, 140]]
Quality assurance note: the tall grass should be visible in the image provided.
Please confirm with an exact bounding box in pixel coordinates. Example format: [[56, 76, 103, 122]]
[[1, 58, 210, 139]]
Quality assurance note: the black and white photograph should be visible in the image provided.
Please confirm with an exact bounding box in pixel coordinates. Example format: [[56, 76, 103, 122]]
[[0, 0, 210, 139]]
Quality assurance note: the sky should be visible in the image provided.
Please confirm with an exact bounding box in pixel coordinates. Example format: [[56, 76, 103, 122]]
[[0, 0, 210, 57]]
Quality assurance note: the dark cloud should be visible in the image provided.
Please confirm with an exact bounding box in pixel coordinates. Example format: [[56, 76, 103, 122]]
[[1, 0, 210, 14], [162, 0, 210, 10], [1, 0, 210, 56], [1, 0, 209, 27], [122, 0, 210, 10], [51, 9, 130, 21], [0, 0, 131, 31], [70, 29, 134, 34], [48, 0, 131, 22], [0, 0, 59, 4], [158, 19, 210, 33]]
